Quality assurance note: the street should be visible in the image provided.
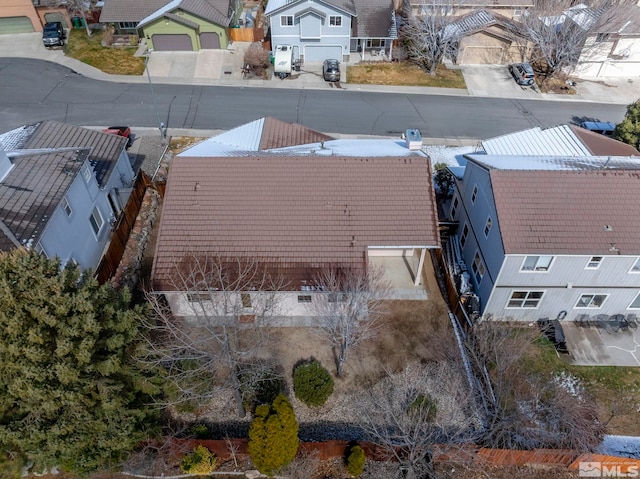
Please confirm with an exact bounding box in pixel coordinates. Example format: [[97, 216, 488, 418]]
[[0, 58, 627, 138]]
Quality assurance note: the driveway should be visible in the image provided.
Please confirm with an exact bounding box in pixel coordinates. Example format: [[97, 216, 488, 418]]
[[461, 64, 539, 99]]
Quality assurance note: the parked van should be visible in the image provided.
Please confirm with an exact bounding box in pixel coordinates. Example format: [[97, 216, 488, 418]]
[[579, 121, 616, 137]]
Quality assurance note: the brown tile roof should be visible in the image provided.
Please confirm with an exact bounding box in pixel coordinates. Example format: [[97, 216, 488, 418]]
[[152, 155, 439, 290], [24, 121, 127, 187], [259, 117, 334, 150], [569, 125, 640, 157], [0, 148, 90, 251], [352, 0, 396, 38], [100, 0, 173, 22], [491, 169, 640, 255]]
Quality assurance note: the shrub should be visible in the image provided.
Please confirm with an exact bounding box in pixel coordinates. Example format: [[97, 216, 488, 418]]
[[180, 444, 217, 474], [345, 444, 365, 477], [293, 359, 334, 407], [238, 364, 285, 412], [408, 393, 437, 422], [189, 423, 209, 439], [248, 394, 299, 476]]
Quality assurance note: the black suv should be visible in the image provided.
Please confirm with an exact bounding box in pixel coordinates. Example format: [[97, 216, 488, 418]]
[[43, 22, 65, 47]]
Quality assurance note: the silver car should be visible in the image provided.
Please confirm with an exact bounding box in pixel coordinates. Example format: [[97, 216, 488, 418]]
[[323, 59, 340, 82]]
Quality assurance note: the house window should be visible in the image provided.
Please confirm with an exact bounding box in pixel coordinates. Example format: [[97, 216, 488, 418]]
[[507, 290, 544, 308], [117, 22, 137, 30], [187, 292, 210, 302], [450, 196, 459, 219], [471, 185, 478, 204], [329, 15, 341, 26], [61, 196, 72, 217], [586, 256, 603, 269], [365, 39, 386, 48], [521, 255, 553, 272], [630, 258, 640, 273], [328, 292, 347, 302], [298, 295, 312, 303], [241, 293, 252, 308], [513, 8, 523, 18], [82, 164, 92, 183], [629, 292, 640, 309], [575, 294, 608, 309], [460, 223, 469, 248], [89, 206, 103, 235], [281, 15, 293, 26], [472, 251, 485, 284], [484, 217, 492, 237], [595, 33, 611, 43]]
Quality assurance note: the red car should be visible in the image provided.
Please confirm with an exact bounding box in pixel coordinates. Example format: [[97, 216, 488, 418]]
[[103, 126, 133, 148]]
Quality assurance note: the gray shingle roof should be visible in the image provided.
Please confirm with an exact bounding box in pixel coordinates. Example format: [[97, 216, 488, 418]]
[[100, 0, 173, 23], [352, 0, 397, 38], [152, 155, 439, 290]]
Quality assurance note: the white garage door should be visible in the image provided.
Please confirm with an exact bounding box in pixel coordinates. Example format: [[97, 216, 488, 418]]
[[304, 45, 342, 62], [0, 16, 35, 34], [152, 34, 193, 51]]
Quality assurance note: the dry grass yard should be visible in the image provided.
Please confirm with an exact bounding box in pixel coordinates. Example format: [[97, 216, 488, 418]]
[[65, 29, 145, 75], [347, 61, 466, 88]]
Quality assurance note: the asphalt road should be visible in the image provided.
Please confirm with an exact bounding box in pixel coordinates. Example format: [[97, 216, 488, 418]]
[[0, 58, 627, 138]]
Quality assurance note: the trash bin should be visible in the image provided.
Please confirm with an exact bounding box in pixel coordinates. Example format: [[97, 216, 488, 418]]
[[72, 17, 80, 28], [78, 17, 85, 28]]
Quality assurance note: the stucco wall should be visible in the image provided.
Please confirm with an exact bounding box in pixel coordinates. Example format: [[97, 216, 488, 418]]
[[0, 0, 42, 31]]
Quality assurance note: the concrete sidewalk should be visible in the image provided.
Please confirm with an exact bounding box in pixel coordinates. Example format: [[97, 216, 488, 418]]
[[1, 32, 638, 104]]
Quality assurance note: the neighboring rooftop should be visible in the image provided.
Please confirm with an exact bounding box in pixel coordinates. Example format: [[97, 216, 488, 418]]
[[137, 0, 231, 28], [179, 117, 334, 157], [464, 154, 640, 172], [152, 155, 439, 290], [100, 0, 173, 22], [490, 169, 640, 255]]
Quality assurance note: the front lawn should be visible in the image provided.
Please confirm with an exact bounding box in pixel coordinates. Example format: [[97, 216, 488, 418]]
[[65, 29, 145, 75], [347, 61, 466, 88]]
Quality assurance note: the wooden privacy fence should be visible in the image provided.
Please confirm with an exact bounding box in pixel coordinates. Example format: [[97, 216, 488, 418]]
[[95, 171, 152, 284]]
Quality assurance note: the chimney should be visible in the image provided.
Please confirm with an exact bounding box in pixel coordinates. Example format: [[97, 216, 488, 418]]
[[0, 145, 14, 182]]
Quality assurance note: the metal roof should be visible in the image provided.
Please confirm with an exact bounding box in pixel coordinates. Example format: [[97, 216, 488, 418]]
[[466, 154, 640, 171], [481, 125, 592, 156]]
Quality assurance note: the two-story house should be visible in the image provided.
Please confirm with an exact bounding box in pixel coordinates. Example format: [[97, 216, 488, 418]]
[[151, 118, 439, 322], [0, 121, 136, 270], [447, 125, 640, 322], [265, 0, 397, 62]]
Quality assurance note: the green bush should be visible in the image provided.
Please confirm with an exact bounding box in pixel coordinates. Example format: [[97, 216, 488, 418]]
[[408, 393, 437, 422], [248, 394, 299, 476], [293, 359, 334, 407], [345, 444, 365, 477], [180, 444, 217, 474], [189, 423, 209, 439]]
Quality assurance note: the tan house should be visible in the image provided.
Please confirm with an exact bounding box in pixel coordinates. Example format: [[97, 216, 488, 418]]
[[0, 0, 43, 33], [405, 0, 533, 20]]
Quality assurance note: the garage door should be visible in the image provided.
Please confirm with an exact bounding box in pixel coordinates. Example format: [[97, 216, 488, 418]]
[[45, 12, 68, 28], [304, 45, 342, 62], [200, 32, 220, 49], [462, 46, 504, 65], [152, 34, 193, 51], [0, 16, 35, 34]]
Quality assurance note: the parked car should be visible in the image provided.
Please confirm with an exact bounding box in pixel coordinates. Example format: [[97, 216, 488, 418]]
[[103, 126, 133, 148], [42, 22, 65, 48], [579, 121, 616, 137], [323, 59, 340, 82], [508, 62, 535, 86]]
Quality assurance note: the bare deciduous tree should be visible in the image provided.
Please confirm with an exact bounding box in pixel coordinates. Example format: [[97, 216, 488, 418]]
[[517, 0, 635, 81], [360, 362, 480, 479], [311, 265, 391, 377], [400, 0, 474, 75], [143, 253, 287, 418], [243, 42, 271, 77], [466, 322, 604, 451]]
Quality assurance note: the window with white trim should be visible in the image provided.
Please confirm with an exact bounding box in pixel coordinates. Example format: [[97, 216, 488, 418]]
[[366, 39, 386, 48], [61, 196, 72, 217], [298, 295, 312, 303], [450, 196, 459, 219], [629, 292, 640, 309], [329, 15, 341, 26], [328, 292, 347, 302], [117, 22, 137, 29], [472, 251, 485, 284], [82, 164, 92, 183], [575, 294, 608, 308], [513, 8, 523, 18], [586, 256, 603, 269], [89, 206, 103, 235], [471, 185, 478, 203], [507, 290, 544, 308], [281, 15, 293, 26], [187, 292, 210, 302], [484, 217, 492, 237], [460, 223, 469, 248], [631, 258, 640, 273], [241, 293, 252, 308], [521, 255, 553, 272]]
